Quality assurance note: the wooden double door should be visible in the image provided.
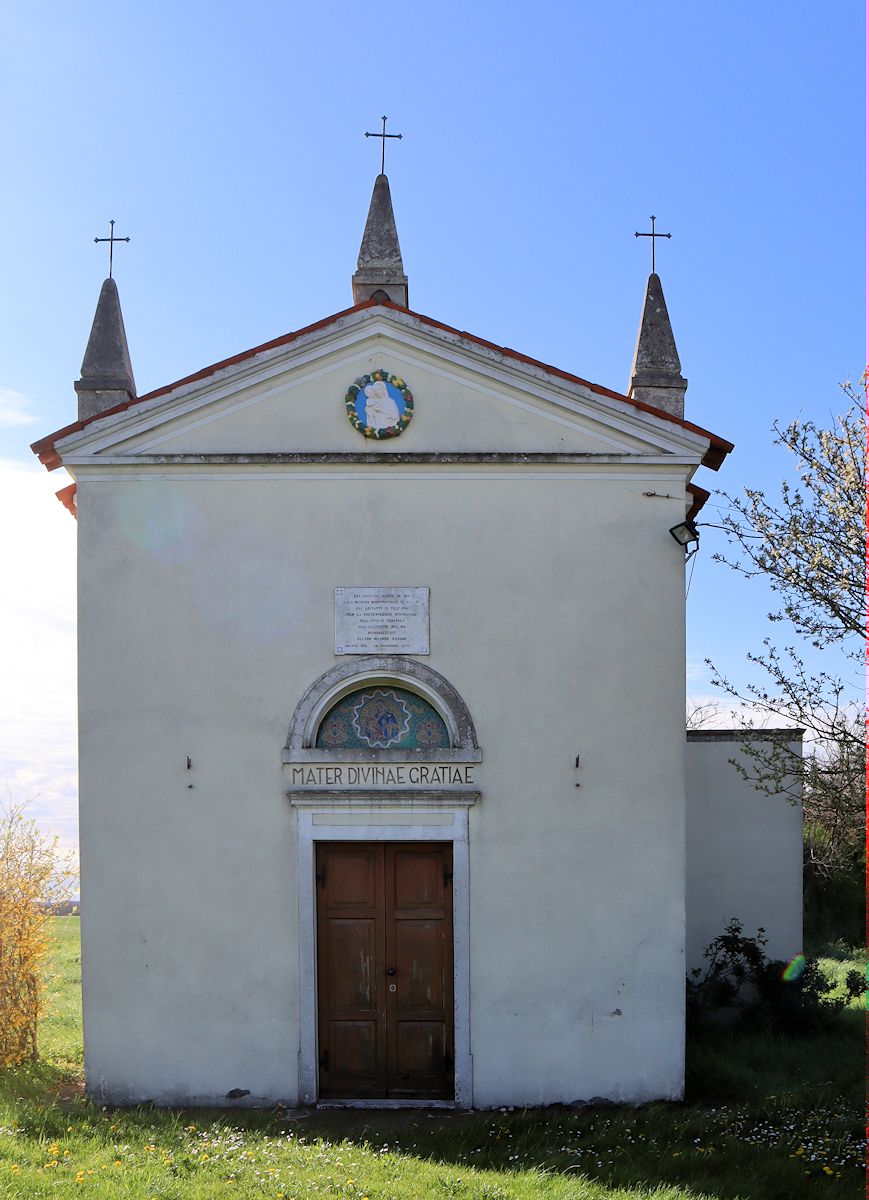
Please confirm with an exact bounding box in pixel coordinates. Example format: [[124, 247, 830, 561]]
[[316, 842, 454, 1100]]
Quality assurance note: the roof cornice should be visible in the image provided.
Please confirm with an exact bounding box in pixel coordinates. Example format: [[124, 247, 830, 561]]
[[32, 299, 733, 472]]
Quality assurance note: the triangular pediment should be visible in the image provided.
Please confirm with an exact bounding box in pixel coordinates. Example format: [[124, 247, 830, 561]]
[[49, 305, 720, 467]]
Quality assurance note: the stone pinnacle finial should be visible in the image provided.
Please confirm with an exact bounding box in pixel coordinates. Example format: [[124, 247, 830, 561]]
[[628, 272, 687, 419], [74, 277, 137, 421], [352, 174, 409, 307]]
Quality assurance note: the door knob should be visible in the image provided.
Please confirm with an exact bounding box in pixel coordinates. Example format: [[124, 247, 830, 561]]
[[386, 967, 396, 976]]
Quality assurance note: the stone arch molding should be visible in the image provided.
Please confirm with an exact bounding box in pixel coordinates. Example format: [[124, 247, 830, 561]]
[[283, 656, 481, 765]]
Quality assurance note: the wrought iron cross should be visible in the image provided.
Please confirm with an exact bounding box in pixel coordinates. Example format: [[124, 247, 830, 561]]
[[365, 115, 402, 175], [94, 219, 130, 278], [634, 215, 671, 274]]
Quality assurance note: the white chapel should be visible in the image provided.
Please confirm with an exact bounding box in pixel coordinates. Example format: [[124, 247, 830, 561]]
[[32, 168, 802, 1108]]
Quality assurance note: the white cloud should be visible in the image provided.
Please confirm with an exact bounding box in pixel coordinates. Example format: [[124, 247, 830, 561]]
[[686, 690, 808, 733], [0, 459, 78, 856], [685, 658, 710, 685], [686, 692, 752, 729], [0, 389, 39, 427]]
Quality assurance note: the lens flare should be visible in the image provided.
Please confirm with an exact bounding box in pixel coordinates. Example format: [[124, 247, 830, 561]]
[[782, 953, 806, 981]]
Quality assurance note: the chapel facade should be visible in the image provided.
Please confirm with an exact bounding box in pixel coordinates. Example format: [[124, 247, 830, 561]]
[[33, 170, 803, 1109]]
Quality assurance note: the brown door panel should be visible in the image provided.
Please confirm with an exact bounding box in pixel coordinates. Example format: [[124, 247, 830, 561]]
[[385, 844, 453, 1100], [321, 845, 379, 908], [317, 842, 453, 1101], [324, 919, 377, 1011], [316, 844, 387, 1098], [393, 920, 447, 1011], [390, 1021, 448, 1099], [325, 1020, 384, 1096], [391, 848, 445, 908]]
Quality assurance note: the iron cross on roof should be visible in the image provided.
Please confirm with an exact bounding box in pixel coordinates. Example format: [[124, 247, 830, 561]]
[[634, 215, 671, 274], [94, 219, 130, 279], [365, 115, 402, 175]]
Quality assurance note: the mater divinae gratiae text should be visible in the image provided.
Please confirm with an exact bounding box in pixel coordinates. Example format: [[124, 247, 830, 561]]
[[290, 764, 474, 787]]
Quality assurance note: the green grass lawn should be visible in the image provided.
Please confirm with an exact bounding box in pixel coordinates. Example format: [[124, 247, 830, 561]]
[[37, 916, 84, 1073], [0, 917, 863, 1199]]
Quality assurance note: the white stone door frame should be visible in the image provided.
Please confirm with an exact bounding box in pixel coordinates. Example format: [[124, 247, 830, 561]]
[[290, 795, 477, 1108]]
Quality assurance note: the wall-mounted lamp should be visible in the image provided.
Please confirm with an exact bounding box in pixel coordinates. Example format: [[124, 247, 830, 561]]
[[669, 519, 700, 558]]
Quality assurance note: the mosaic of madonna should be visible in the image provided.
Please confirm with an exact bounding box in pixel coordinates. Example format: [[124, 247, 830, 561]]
[[316, 687, 450, 751]]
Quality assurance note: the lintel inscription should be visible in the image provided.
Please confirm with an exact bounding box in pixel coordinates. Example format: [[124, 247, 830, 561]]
[[290, 763, 474, 789]]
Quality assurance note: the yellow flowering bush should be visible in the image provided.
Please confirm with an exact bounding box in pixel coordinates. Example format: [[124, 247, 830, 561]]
[[0, 800, 76, 1066]]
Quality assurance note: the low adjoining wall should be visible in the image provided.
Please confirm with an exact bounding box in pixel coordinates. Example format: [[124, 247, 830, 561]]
[[686, 731, 803, 975]]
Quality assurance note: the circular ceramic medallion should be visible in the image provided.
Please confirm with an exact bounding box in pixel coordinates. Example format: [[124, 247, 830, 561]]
[[351, 688, 412, 748], [345, 370, 414, 439]]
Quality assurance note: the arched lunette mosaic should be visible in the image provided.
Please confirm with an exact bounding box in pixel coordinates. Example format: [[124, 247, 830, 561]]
[[315, 686, 450, 751]]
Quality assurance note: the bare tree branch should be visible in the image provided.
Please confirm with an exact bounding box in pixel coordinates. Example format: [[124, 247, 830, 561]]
[[686, 699, 723, 730], [711, 382, 865, 653], [707, 379, 866, 877]]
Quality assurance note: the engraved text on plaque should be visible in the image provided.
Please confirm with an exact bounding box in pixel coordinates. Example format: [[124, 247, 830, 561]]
[[335, 587, 430, 655]]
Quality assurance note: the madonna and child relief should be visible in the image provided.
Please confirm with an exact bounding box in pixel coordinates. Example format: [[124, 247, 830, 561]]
[[345, 371, 413, 438], [364, 379, 399, 429]]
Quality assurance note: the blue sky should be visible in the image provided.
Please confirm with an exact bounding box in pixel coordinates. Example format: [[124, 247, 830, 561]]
[[1, 1, 863, 850]]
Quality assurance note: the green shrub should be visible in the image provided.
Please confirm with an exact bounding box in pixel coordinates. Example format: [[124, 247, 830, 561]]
[[687, 918, 863, 1034], [804, 858, 864, 950]]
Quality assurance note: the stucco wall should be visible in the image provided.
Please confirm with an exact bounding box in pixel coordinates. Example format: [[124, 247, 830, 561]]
[[72, 332, 699, 1107], [76, 461, 690, 1107], [685, 732, 803, 974]]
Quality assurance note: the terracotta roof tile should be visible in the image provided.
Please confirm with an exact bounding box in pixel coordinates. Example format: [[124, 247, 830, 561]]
[[56, 482, 77, 518]]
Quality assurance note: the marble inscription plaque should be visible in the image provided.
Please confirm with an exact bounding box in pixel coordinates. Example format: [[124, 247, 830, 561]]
[[335, 587, 430, 655]]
